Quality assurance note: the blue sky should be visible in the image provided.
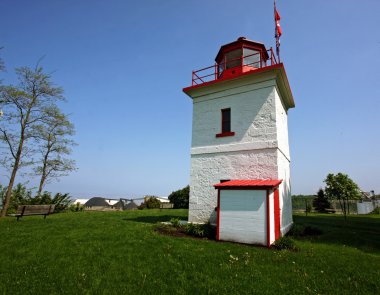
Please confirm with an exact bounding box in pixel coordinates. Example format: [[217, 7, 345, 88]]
[[0, 0, 379, 198]]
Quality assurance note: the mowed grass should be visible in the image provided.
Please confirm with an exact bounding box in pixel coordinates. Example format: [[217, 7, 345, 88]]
[[0, 210, 379, 294]]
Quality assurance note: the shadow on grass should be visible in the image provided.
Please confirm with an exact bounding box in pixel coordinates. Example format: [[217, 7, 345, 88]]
[[292, 214, 380, 253], [123, 214, 186, 224]]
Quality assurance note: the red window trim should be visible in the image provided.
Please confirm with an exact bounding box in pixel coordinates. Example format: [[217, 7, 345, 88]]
[[216, 131, 235, 138]]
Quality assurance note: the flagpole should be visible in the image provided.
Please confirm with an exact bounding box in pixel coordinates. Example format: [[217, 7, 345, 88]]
[[274, 0, 281, 63]]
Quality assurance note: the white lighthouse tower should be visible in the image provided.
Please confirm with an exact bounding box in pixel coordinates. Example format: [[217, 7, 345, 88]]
[[183, 37, 295, 246]]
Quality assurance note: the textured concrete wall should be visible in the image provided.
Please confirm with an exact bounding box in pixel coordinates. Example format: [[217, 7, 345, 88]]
[[192, 80, 277, 149], [189, 149, 278, 223], [274, 88, 293, 234], [277, 149, 292, 234], [189, 76, 292, 225]]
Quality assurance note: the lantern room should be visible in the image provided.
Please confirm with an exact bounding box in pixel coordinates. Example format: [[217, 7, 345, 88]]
[[187, 37, 278, 87], [215, 37, 270, 80]]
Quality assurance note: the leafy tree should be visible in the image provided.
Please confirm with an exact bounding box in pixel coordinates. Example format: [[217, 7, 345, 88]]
[[34, 191, 72, 213], [0, 65, 64, 217], [324, 173, 361, 220], [0, 183, 71, 214], [138, 196, 161, 209], [312, 188, 332, 213], [0, 183, 33, 214], [168, 186, 189, 209], [33, 106, 76, 196]]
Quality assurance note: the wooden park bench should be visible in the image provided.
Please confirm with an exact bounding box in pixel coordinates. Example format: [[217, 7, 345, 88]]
[[9, 204, 55, 221]]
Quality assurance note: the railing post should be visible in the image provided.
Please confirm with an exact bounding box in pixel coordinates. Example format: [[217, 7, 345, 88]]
[[192, 71, 195, 86], [214, 63, 217, 80]]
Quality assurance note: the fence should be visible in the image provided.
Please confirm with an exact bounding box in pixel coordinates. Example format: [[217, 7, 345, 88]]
[[292, 197, 362, 214]]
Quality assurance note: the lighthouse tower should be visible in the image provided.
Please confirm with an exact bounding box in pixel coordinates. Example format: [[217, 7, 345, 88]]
[[183, 37, 295, 244]]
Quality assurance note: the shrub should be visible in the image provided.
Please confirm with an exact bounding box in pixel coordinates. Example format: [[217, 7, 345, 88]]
[[168, 186, 189, 209], [69, 202, 84, 212], [0, 183, 71, 213], [313, 188, 332, 213], [305, 202, 312, 215], [184, 222, 216, 239], [138, 196, 161, 209], [371, 207, 380, 214], [274, 236, 297, 251], [170, 218, 181, 228]]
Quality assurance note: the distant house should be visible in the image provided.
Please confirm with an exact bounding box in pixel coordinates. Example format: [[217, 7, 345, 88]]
[[156, 197, 170, 203], [85, 197, 110, 210], [124, 201, 138, 210], [71, 199, 89, 206]]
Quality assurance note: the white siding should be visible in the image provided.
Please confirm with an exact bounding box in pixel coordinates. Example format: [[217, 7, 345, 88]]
[[219, 190, 266, 245]]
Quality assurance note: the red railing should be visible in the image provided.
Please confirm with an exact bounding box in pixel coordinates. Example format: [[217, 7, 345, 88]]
[[191, 48, 278, 86]]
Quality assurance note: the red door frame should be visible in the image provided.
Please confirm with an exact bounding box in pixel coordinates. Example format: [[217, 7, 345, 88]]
[[216, 186, 280, 247], [274, 188, 281, 240]]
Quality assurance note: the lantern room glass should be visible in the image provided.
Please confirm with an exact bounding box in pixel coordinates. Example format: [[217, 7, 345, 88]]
[[243, 48, 262, 68]]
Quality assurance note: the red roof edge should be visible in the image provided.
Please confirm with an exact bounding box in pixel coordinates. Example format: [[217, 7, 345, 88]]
[[213, 179, 283, 189]]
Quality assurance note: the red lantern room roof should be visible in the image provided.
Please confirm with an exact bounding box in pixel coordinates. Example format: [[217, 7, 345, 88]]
[[215, 37, 269, 63]]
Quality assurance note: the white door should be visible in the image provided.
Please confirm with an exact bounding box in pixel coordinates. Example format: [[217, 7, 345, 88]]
[[219, 190, 266, 245]]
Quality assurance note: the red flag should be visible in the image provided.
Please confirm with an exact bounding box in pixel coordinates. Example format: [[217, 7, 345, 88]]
[[275, 8, 281, 21], [275, 7, 282, 37], [276, 20, 282, 37], [274, 1, 281, 62]]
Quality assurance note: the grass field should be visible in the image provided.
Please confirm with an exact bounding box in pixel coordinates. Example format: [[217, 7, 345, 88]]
[[0, 210, 379, 294]]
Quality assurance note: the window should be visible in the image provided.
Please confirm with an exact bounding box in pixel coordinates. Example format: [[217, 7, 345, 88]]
[[221, 108, 231, 133], [216, 108, 235, 138], [243, 48, 261, 68]]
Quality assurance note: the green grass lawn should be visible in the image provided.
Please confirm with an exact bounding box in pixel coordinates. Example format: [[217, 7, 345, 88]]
[[0, 210, 379, 294]]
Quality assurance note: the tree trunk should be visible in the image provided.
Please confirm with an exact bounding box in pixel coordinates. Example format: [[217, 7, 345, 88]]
[[36, 173, 46, 198], [1, 101, 34, 217], [343, 200, 347, 220], [37, 152, 49, 197], [0, 139, 24, 217]]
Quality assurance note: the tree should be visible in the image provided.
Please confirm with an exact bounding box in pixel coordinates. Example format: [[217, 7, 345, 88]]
[[312, 188, 332, 213], [168, 186, 189, 209], [324, 173, 361, 220], [33, 106, 76, 197], [0, 65, 64, 217], [138, 196, 161, 209]]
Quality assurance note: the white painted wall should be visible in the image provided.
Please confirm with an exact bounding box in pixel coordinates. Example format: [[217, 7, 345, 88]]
[[189, 149, 277, 223], [188, 72, 293, 228], [192, 80, 277, 149], [219, 190, 266, 245], [273, 86, 292, 234]]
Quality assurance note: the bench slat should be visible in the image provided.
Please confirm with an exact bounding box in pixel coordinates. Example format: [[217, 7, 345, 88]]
[[12, 205, 55, 220]]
